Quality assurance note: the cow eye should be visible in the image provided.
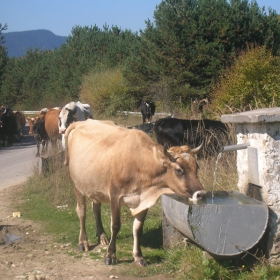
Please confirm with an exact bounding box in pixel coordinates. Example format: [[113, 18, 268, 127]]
[[175, 168, 184, 176]]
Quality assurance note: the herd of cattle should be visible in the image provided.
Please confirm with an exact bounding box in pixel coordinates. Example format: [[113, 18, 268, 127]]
[[1, 100, 231, 266], [27, 101, 93, 156], [0, 101, 93, 155], [0, 100, 230, 157]]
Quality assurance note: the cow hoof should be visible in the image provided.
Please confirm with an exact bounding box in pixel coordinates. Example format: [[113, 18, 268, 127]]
[[78, 244, 84, 251], [104, 257, 116, 265], [134, 259, 147, 267]]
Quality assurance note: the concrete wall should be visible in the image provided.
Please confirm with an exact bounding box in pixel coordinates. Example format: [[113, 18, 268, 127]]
[[222, 108, 280, 264]]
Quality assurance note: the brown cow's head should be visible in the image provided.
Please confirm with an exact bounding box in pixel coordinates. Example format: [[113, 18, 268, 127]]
[[153, 144, 205, 199], [26, 117, 39, 135]]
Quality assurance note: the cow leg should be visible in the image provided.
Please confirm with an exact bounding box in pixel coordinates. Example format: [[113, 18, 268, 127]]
[[1, 134, 6, 146], [146, 112, 150, 123], [133, 209, 148, 267], [105, 201, 121, 265], [15, 130, 21, 142], [35, 135, 42, 157], [7, 132, 13, 146], [75, 187, 89, 252], [41, 140, 45, 154], [35, 138, 41, 157], [92, 202, 109, 245], [0, 132, 3, 146], [45, 140, 49, 152], [42, 140, 48, 155]]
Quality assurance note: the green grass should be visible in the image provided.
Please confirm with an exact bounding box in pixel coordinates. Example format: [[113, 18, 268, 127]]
[[17, 140, 280, 279]]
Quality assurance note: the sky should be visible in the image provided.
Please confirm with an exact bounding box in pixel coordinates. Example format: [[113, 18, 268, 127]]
[[2, 0, 280, 37]]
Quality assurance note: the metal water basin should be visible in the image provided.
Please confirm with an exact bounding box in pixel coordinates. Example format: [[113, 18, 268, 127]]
[[162, 191, 269, 257]]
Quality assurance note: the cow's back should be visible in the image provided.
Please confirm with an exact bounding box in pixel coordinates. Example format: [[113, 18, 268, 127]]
[[45, 109, 61, 139], [154, 118, 229, 151], [154, 118, 188, 146], [66, 119, 158, 200]]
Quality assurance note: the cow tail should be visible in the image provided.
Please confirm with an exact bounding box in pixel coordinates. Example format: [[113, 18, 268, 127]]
[[63, 122, 77, 166], [63, 134, 69, 166]]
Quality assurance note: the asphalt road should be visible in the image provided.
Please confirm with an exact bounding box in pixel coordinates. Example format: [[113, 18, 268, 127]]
[[0, 125, 39, 191]]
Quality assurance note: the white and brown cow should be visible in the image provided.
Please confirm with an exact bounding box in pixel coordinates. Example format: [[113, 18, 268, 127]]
[[59, 101, 93, 148], [64, 119, 205, 266], [58, 101, 93, 134]]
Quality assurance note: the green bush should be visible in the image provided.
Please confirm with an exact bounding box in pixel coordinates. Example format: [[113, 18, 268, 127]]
[[211, 46, 280, 114], [79, 67, 135, 116]]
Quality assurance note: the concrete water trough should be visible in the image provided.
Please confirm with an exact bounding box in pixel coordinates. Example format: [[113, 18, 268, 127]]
[[162, 190, 269, 257]]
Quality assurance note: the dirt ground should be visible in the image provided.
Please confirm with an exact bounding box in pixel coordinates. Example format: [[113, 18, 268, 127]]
[[0, 184, 170, 280]]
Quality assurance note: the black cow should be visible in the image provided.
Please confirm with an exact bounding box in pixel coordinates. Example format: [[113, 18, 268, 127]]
[[128, 122, 155, 134], [32, 117, 49, 157], [0, 108, 18, 147], [154, 117, 230, 157], [140, 101, 156, 124]]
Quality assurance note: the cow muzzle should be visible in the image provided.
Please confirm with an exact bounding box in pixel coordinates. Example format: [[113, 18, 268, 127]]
[[188, 190, 207, 202], [59, 128, 66, 134]]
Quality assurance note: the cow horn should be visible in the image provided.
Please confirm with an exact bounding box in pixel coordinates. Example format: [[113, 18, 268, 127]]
[[191, 141, 204, 154], [164, 144, 179, 163]]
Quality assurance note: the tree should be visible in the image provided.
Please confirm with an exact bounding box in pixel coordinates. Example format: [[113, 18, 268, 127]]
[[1, 24, 140, 109], [0, 57, 24, 106], [124, 0, 280, 104], [0, 23, 8, 100]]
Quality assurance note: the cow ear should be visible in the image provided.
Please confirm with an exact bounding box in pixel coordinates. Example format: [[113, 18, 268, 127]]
[[153, 146, 166, 167]]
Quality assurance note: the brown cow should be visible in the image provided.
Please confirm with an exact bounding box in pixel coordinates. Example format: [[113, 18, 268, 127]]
[[30, 108, 62, 156], [26, 117, 37, 135], [64, 119, 205, 266], [44, 109, 61, 142], [26, 108, 55, 135]]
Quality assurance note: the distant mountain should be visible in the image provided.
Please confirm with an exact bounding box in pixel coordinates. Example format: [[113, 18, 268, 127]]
[[2, 29, 68, 58]]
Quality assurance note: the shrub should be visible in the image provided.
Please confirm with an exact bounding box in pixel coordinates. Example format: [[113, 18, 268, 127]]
[[79, 67, 134, 116], [210, 46, 280, 115]]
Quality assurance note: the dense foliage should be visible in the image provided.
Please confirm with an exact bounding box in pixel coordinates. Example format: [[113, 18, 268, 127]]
[[80, 68, 132, 116], [210, 46, 280, 114], [124, 0, 280, 105], [1, 0, 280, 114]]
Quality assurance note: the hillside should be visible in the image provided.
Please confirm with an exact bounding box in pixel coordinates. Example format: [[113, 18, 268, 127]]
[[2, 29, 67, 57]]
